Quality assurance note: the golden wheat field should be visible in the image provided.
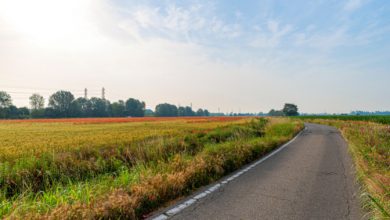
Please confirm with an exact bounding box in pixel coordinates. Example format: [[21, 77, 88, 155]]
[[0, 117, 247, 161]]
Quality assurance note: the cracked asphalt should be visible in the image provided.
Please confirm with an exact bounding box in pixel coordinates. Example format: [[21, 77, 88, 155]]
[[169, 123, 363, 220]]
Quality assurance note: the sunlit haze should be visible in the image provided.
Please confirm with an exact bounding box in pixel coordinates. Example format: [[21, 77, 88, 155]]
[[1, 0, 389, 113]]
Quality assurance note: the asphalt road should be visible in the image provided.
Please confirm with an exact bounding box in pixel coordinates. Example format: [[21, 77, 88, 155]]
[[156, 123, 363, 220]]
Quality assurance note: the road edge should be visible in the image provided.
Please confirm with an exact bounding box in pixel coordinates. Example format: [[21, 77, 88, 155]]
[[149, 126, 307, 220]]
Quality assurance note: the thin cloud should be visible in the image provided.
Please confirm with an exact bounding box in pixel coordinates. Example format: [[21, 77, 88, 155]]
[[250, 20, 292, 48], [344, 0, 365, 12], [119, 3, 241, 44]]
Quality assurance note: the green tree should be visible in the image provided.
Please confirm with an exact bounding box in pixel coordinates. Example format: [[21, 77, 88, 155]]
[[29, 93, 45, 118], [72, 97, 91, 117], [48, 91, 75, 117], [44, 107, 59, 118], [89, 97, 110, 117], [4, 106, 28, 119], [125, 98, 145, 117], [29, 93, 44, 110], [268, 109, 284, 116], [0, 91, 12, 108], [31, 108, 45, 118], [110, 100, 126, 117], [6, 105, 18, 119], [155, 103, 178, 117], [282, 103, 299, 116], [0, 91, 12, 118], [184, 106, 195, 116], [196, 108, 204, 116], [178, 106, 195, 116], [144, 109, 154, 117], [178, 107, 185, 116], [17, 107, 30, 119]]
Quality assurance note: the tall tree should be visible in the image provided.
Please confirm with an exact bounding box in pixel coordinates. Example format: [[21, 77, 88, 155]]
[[48, 91, 75, 117], [282, 103, 299, 116], [72, 97, 91, 117], [0, 91, 12, 118], [89, 97, 110, 117], [178, 106, 186, 116], [29, 93, 45, 118], [184, 106, 195, 116], [125, 98, 145, 117], [110, 100, 126, 117], [155, 103, 178, 117], [178, 106, 195, 116], [196, 108, 204, 116], [29, 93, 45, 110], [0, 91, 12, 108]]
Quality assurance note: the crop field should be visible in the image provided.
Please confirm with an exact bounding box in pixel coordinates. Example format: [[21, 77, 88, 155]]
[[304, 118, 390, 218], [298, 115, 390, 125], [0, 117, 303, 219], [0, 117, 246, 161]]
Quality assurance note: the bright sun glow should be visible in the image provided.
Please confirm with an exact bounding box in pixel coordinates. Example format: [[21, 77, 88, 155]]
[[0, 0, 93, 44]]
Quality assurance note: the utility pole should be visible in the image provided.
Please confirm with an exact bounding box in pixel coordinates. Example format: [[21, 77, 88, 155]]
[[84, 88, 88, 99], [102, 87, 105, 100]]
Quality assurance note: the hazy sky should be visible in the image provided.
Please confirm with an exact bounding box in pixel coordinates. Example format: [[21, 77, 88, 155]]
[[0, 0, 389, 113]]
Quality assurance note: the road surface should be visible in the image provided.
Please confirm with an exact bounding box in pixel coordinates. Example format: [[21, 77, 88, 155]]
[[153, 123, 363, 220]]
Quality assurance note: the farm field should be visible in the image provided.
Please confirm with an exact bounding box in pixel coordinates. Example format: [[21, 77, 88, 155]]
[[298, 115, 390, 125], [0, 116, 303, 219], [0, 117, 246, 161], [304, 118, 390, 219]]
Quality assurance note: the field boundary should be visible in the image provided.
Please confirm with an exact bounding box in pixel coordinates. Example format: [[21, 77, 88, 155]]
[[149, 126, 307, 220]]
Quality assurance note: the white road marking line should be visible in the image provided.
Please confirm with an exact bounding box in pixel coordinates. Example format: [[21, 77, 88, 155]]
[[183, 198, 196, 206], [193, 192, 208, 200], [207, 183, 221, 192], [153, 214, 168, 220], [151, 128, 305, 220], [226, 176, 235, 182], [166, 204, 187, 216], [221, 180, 228, 184]]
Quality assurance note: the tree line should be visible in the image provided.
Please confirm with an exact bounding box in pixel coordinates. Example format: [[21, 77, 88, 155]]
[[0, 90, 210, 119], [268, 103, 299, 116]]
